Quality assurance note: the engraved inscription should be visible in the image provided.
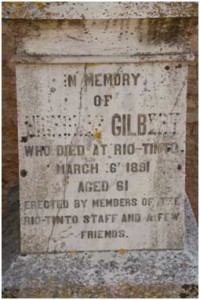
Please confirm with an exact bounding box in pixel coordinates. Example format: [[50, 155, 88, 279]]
[[17, 63, 187, 252]]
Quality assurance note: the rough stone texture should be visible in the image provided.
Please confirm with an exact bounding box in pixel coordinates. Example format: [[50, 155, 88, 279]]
[[2, 21, 19, 211], [2, 2, 198, 20], [2, 15, 198, 220], [2, 4, 198, 298], [17, 61, 187, 253], [2, 284, 198, 298], [2, 186, 20, 274], [12, 18, 196, 58], [2, 190, 198, 298]]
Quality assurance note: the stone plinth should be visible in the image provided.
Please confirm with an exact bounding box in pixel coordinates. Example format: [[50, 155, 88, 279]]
[[2, 193, 197, 298]]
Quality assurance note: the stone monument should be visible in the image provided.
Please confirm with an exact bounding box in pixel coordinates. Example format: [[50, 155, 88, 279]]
[[2, 2, 198, 298]]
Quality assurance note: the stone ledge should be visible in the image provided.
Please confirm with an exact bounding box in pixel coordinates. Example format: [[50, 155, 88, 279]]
[[2, 191, 198, 298], [2, 284, 198, 298], [2, 2, 198, 20]]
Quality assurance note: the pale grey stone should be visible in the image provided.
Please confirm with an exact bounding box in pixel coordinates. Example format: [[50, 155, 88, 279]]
[[2, 196, 197, 292], [17, 62, 188, 252]]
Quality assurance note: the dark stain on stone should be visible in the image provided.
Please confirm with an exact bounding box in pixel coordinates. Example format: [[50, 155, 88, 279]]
[[20, 169, 27, 177], [21, 136, 28, 143], [177, 165, 182, 170], [180, 293, 189, 298], [50, 87, 56, 93], [146, 18, 192, 45], [182, 285, 190, 290], [180, 284, 198, 298], [68, 19, 85, 27], [175, 64, 182, 69]]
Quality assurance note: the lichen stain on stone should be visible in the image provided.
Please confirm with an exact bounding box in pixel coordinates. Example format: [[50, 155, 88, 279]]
[[93, 131, 102, 140], [68, 19, 85, 27], [35, 3, 49, 10], [118, 248, 128, 255], [146, 18, 191, 45], [0, 280, 192, 298], [62, 177, 69, 186], [2, 2, 198, 20], [68, 250, 77, 255], [2, 2, 50, 20], [2, 284, 194, 298], [180, 284, 198, 298], [87, 63, 101, 68]]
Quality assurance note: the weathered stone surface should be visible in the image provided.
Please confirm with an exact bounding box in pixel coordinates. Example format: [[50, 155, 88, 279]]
[[2, 284, 198, 298], [2, 21, 19, 211], [2, 186, 20, 274], [12, 18, 195, 58], [2, 2, 198, 20], [2, 3, 198, 296], [5, 0, 195, 254], [2, 194, 198, 298], [17, 61, 187, 253], [2, 16, 198, 223]]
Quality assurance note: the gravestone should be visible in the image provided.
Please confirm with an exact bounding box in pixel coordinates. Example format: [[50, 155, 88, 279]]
[[2, 2, 198, 298], [18, 62, 187, 253]]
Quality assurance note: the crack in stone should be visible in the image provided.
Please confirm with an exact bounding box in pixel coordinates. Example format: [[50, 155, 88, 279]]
[[45, 64, 87, 254], [65, 34, 85, 42], [72, 63, 88, 230], [46, 207, 62, 253], [171, 80, 186, 112]]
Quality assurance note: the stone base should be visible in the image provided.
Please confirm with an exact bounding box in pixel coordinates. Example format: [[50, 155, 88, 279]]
[[2, 190, 198, 298]]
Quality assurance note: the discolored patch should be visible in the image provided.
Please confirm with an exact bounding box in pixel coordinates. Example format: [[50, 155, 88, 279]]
[[93, 131, 102, 140]]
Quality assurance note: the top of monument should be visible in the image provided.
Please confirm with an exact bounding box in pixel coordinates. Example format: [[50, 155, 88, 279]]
[[2, 2, 198, 20]]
